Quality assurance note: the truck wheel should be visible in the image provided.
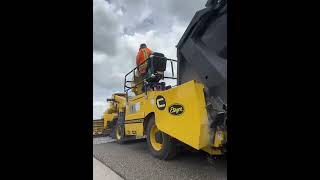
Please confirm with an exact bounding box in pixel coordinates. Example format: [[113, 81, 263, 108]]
[[146, 116, 176, 160]]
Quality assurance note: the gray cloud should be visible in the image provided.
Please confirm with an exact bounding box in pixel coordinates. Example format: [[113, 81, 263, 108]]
[[93, 0, 121, 55], [166, 0, 207, 24]]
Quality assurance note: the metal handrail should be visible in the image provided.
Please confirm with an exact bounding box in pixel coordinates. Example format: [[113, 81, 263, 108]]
[[124, 56, 177, 93]]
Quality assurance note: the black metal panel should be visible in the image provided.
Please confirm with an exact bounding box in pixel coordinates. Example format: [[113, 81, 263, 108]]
[[177, 0, 227, 105]]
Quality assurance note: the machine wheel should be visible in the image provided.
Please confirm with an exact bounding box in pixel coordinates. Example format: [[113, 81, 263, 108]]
[[109, 118, 118, 139], [146, 116, 176, 160], [110, 127, 116, 139], [115, 124, 125, 144]]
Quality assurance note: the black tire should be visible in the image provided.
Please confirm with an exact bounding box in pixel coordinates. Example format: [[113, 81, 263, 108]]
[[115, 123, 125, 144], [146, 116, 177, 160], [110, 127, 116, 139], [109, 118, 118, 139]]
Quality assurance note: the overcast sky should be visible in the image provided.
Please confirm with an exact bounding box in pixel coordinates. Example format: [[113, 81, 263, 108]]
[[93, 0, 207, 119]]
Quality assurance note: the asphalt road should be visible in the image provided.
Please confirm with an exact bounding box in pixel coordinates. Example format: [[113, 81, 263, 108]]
[[93, 137, 227, 180]]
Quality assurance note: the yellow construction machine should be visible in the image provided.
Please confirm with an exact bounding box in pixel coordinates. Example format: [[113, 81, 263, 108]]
[[93, 93, 126, 137], [105, 0, 227, 160], [103, 93, 126, 138]]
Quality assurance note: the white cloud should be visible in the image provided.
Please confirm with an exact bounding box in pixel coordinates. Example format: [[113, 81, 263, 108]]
[[93, 0, 207, 119]]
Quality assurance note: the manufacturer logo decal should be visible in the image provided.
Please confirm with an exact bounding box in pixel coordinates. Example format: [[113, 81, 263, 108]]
[[156, 95, 166, 110], [168, 104, 184, 115]]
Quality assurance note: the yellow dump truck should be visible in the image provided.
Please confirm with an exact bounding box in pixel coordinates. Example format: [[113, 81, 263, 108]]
[[104, 0, 227, 160]]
